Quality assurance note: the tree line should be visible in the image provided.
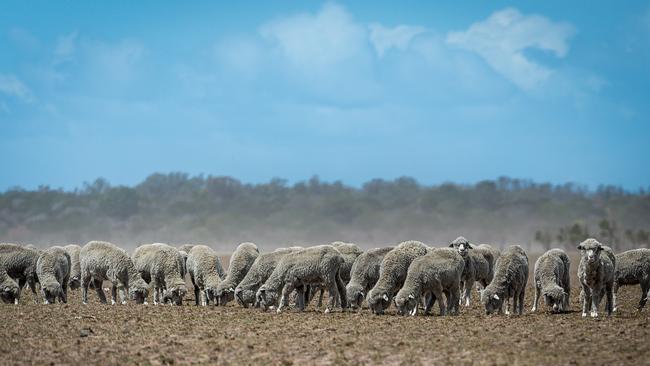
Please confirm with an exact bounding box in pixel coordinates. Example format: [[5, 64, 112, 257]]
[[1, 173, 648, 251]]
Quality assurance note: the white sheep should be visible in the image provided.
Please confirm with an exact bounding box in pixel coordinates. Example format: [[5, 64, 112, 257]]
[[346, 246, 394, 310], [215, 242, 259, 306], [613, 248, 650, 311], [0, 243, 40, 304], [133, 243, 187, 305], [577, 238, 615, 318], [186, 245, 225, 306], [36, 246, 71, 304], [531, 248, 570, 313], [80, 241, 149, 305], [480, 245, 529, 315]]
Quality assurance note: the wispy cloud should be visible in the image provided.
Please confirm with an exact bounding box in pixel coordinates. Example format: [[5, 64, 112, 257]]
[[446, 8, 575, 90], [368, 23, 427, 57], [0, 74, 33, 102]]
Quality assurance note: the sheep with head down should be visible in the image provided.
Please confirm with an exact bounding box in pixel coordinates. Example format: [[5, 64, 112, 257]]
[[256, 245, 346, 314], [480, 245, 529, 315], [531, 248, 570, 313], [215, 242, 259, 306], [346, 246, 394, 310], [367, 240, 428, 315], [133, 243, 187, 305], [394, 247, 464, 316], [80, 241, 149, 305], [36, 246, 71, 304], [63, 244, 82, 290], [0, 243, 41, 304], [234, 247, 301, 308], [186, 245, 225, 306]]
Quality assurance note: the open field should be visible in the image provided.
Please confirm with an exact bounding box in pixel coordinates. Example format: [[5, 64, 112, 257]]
[[2, 254, 650, 365]]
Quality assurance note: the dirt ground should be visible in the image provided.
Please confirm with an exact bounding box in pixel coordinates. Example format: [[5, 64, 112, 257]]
[[2, 255, 650, 365]]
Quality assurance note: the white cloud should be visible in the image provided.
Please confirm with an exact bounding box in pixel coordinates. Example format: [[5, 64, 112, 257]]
[[259, 3, 367, 72], [368, 23, 427, 57], [446, 8, 575, 90], [0, 74, 33, 102]]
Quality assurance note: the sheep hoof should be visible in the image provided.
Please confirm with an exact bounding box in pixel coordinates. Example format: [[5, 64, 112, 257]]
[[324, 308, 331, 314], [582, 312, 587, 317], [111, 300, 116, 305], [276, 308, 282, 314], [83, 301, 88, 305], [143, 301, 148, 305], [14, 299, 18, 305], [121, 300, 127, 305], [590, 311, 598, 318]]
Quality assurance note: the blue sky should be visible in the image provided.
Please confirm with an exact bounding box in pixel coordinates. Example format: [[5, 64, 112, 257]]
[[1, 1, 649, 191]]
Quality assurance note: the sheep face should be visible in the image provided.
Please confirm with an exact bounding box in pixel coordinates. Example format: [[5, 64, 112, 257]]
[[217, 287, 235, 306], [41, 283, 62, 304], [346, 284, 365, 310], [256, 286, 278, 311], [163, 285, 187, 306], [542, 286, 566, 313], [0, 282, 19, 304], [394, 293, 417, 316], [235, 286, 254, 308], [129, 285, 149, 304], [577, 240, 602, 264], [481, 288, 503, 315], [68, 276, 81, 290], [367, 291, 390, 315], [449, 237, 473, 257]]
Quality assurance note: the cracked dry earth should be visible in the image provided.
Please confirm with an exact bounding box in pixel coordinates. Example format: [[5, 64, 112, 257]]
[[2, 256, 650, 365]]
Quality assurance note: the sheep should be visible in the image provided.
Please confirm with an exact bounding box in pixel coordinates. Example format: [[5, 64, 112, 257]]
[[474, 244, 500, 288], [480, 245, 529, 315], [613, 248, 650, 311], [367, 240, 428, 315], [256, 245, 347, 314], [0, 243, 40, 304], [178, 244, 194, 254], [133, 243, 187, 305], [448, 237, 491, 306], [234, 247, 300, 308], [80, 241, 149, 305], [346, 247, 394, 310], [531, 248, 570, 313], [63, 244, 82, 290], [394, 248, 465, 316], [36, 246, 71, 304], [215, 242, 259, 306], [306, 241, 363, 309], [186, 245, 225, 306], [577, 239, 615, 318]]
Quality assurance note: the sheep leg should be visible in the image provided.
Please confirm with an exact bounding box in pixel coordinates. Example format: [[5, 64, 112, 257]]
[[295, 286, 305, 311], [81, 274, 91, 305], [201, 289, 208, 306], [423, 292, 433, 315], [638, 283, 649, 310], [581, 287, 591, 317], [111, 285, 118, 305], [463, 281, 473, 306], [93, 279, 107, 304], [532, 285, 540, 312], [27, 279, 39, 304], [317, 288, 324, 309], [432, 287, 445, 316], [325, 280, 339, 314], [605, 284, 614, 316], [336, 272, 347, 310], [60, 280, 68, 304], [459, 281, 465, 305], [278, 283, 295, 313], [590, 287, 601, 317], [450, 283, 461, 315], [518, 288, 525, 315], [612, 282, 618, 312]]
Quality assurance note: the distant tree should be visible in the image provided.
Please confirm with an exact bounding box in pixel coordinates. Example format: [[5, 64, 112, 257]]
[[534, 230, 553, 251]]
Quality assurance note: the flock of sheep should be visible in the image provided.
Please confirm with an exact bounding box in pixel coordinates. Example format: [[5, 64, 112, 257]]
[[1, 237, 649, 318]]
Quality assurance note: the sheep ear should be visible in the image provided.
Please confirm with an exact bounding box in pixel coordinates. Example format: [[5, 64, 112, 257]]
[[467, 243, 474, 249], [493, 294, 499, 300], [577, 244, 584, 250], [359, 291, 364, 297], [448, 243, 454, 248], [382, 294, 389, 301]]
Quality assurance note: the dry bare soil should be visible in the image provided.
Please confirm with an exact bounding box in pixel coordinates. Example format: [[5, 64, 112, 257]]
[[2, 255, 650, 365]]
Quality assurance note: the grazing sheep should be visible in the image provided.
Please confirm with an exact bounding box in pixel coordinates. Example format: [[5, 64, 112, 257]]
[[215, 242, 259, 306], [531, 249, 570, 313], [306, 242, 363, 309], [394, 248, 465, 316], [0, 243, 40, 304], [475, 244, 500, 287], [256, 245, 347, 313], [480, 245, 529, 315], [186, 245, 225, 306], [577, 239, 615, 318], [613, 248, 650, 311], [0, 268, 20, 304], [63, 244, 82, 290], [133, 243, 187, 305], [367, 240, 428, 314], [80, 241, 149, 305], [36, 246, 71, 304], [234, 247, 300, 308], [346, 247, 394, 310], [448, 237, 491, 306]]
